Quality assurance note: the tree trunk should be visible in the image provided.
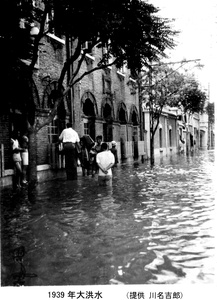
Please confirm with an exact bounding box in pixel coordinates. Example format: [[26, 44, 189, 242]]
[[150, 132, 155, 166], [28, 127, 38, 187], [150, 108, 155, 166]]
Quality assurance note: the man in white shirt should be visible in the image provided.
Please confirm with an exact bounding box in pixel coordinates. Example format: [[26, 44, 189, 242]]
[[96, 142, 115, 186], [59, 123, 80, 180]]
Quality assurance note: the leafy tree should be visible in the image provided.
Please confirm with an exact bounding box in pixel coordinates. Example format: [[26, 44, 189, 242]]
[[0, 0, 177, 185], [178, 78, 207, 114], [140, 64, 206, 165]]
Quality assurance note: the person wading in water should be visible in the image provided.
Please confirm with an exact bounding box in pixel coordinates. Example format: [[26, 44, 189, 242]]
[[59, 123, 80, 180]]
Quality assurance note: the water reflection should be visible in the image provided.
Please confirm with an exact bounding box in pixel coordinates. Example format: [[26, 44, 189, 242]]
[[1, 151, 215, 285]]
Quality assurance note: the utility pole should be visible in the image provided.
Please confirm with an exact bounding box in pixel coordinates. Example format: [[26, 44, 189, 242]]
[[148, 64, 155, 166]]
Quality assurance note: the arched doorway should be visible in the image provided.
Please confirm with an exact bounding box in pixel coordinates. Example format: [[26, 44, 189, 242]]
[[131, 108, 139, 159], [103, 103, 113, 142], [199, 130, 206, 149], [118, 102, 128, 160], [81, 91, 98, 140]]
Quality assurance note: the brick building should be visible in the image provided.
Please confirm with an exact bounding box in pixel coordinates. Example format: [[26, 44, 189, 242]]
[[73, 45, 144, 161]]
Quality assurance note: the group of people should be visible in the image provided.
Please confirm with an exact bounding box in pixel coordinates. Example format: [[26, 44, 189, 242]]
[[11, 130, 29, 189], [10, 123, 118, 188], [59, 123, 119, 186]]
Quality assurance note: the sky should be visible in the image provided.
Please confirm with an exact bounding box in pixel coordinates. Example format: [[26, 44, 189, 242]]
[[148, 0, 217, 103]]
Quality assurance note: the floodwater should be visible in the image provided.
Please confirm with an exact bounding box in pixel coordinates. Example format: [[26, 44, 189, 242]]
[[1, 150, 215, 286]]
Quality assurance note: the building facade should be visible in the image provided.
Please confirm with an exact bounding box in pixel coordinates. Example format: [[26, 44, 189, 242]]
[[72, 45, 143, 162]]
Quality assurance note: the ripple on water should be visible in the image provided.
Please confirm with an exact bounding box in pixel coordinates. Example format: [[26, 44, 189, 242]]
[[1, 151, 215, 285]]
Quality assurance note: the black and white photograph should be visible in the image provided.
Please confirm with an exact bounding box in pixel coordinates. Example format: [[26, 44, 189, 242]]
[[0, 0, 216, 299]]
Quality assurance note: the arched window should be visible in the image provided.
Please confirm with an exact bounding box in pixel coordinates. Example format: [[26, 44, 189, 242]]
[[130, 105, 139, 126], [81, 92, 97, 140], [83, 98, 95, 117], [132, 111, 139, 126], [117, 102, 128, 124], [119, 107, 127, 124], [81, 91, 98, 117], [48, 119, 59, 143], [103, 103, 112, 119]]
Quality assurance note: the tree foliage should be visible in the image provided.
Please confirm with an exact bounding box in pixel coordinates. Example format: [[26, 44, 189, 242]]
[[180, 83, 206, 114], [141, 64, 185, 136], [51, 0, 177, 72], [141, 64, 206, 118]]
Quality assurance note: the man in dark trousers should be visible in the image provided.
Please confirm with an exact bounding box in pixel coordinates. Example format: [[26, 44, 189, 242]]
[[59, 123, 80, 180], [110, 141, 119, 167], [89, 135, 103, 176]]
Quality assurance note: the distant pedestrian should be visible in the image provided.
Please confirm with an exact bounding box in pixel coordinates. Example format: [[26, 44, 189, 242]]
[[11, 130, 23, 189], [110, 141, 119, 167], [190, 134, 194, 152], [59, 123, 80, 180], [20, 134, 29, 184], [96, 142, 115, 186], [89, 135, 103, 176], [179, 136, 185, 154], [79, 137, 91, 176], [79, 135, 95, 176]]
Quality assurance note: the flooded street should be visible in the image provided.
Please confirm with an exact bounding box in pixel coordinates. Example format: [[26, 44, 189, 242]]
[[1, 150, 215, 286]]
